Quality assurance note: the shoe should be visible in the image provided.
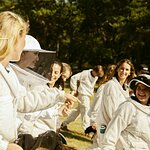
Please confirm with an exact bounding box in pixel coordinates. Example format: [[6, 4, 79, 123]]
[[58, 133, 67, 144], [85, 126, 97, 135], [60, 123, 69, 131]]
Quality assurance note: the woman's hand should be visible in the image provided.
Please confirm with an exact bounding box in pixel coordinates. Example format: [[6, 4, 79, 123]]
[[64, 93, 80, 104], [7, 143, 23, 150], [59, 105, 72, 117]]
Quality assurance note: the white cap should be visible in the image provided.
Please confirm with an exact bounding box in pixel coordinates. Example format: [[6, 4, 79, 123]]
[[23, 35, 56, 53]]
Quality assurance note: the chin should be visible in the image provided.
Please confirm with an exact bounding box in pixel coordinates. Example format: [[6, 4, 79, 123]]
[[29, 65, 35, 69], [11, 58, 20, 62]]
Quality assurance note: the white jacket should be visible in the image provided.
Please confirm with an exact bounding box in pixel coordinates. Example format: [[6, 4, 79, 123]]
[[10, 63, 65, 135], [70, 69, 98, 96], [102, 99, 150, 150], [97, 77, 129, 125], [0, 63, 65, 150], [88, 84, 105, 124], [96, 77, 129, 148]]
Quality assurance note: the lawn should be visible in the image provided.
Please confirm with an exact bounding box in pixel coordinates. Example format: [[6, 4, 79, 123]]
[[60, 116, 93, 150], [60, 86, 96, 150]]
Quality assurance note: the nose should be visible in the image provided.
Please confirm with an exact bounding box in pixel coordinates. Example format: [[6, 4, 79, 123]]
[[51, 71, 55, 79], [63, 78, 67, 82]]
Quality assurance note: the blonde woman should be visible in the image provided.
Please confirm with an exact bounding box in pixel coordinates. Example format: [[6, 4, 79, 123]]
[[0, 11, 28, 150], [0, 11, 78, 150]]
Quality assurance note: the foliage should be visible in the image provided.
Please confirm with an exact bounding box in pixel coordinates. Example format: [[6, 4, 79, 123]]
[[0, 0, 150, 70]]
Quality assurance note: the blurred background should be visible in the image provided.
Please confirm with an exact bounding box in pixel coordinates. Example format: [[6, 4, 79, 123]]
[[1, 0, 150, 73]]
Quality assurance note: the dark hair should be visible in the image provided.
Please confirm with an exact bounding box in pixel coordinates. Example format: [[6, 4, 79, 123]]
[[93, 65, 103, 73], [137, 64, 150, 75], [55, 76, 65, 90], [99, 64, 116, 86], [43, 60, 65, 89], [50, 61, 64, 89]]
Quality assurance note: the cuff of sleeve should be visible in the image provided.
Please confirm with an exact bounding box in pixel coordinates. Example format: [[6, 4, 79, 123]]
[[57, 91, 66, 102], [0, 140, 8, 150]]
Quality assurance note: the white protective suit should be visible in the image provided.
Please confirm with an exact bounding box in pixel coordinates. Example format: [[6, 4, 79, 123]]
[[63, 69, 98, 130], [96, 77, 129, 149], [102, 99, 150, 150], [0, 63, 65, 150], [10, 63, 65, 136]]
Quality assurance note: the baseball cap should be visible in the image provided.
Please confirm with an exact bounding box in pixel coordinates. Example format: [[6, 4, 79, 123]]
[[23, 35, 56, 53]]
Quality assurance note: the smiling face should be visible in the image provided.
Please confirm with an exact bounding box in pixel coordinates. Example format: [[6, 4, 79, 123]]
[[117, 62, 131, 83], [135, 83, 150, 105], [48, 63, 62, 82]]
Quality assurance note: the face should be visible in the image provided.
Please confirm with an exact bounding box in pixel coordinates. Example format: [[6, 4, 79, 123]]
[[117, 62, 131, 81], [11, 33, 26, 61], [20, 51, 39, 68], [48, 64, 62, 82], [136, 83, 150, 105], [98, 69, 104, 77], [62, 70, 71, 82], [92, 67, 104, 78]]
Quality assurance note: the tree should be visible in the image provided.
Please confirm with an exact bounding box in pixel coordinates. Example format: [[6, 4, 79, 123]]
[[0, 0, 150, 70]]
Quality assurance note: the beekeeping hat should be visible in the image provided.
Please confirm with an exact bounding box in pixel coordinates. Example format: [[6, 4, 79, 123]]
[[23, 35, 56, 53]]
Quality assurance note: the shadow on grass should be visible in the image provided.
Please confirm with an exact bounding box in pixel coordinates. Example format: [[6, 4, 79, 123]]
[[60, 130, 92, 143]]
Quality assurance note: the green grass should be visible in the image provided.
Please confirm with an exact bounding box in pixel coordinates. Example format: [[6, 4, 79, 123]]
[[60, 116, 92, 150], [61, 87, 96, 150]]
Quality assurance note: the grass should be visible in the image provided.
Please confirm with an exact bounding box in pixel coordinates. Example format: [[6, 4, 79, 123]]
[[60, 116, 93, 150], [61, 86, 97, 150]]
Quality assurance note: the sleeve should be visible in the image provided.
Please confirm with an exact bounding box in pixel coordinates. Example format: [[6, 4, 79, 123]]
[[0, 135, 8, 150], [17, 86, 65, 113], [70, 72, 81, 91], [102, 102, 136, 150], [90, 85, 104, 124], [38, 102, 64, 119]]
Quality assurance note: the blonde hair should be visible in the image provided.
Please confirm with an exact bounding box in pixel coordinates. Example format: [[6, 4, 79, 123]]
[[0, 11, 28, 59], [62, 62, 72, 77]]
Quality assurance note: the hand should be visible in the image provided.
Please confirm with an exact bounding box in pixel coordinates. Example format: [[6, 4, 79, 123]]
[[7, 143, 23, 150], [70, 91, 78, 97], [91, 122, 97, 130], [59, 105, 72, 117], [64, 93, 80, 104]]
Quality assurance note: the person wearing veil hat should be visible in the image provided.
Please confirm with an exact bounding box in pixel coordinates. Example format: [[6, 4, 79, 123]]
[[101, 74, 150, 150]]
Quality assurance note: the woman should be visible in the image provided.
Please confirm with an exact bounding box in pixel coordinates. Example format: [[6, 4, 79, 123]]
[[0, 11, 28, 150], [96, 59, 135, 149], [85, 64, 116, 150], [44, 61, 72, 90], [43, 60, 63, 88], [102, 74, 150, 149], [0, 11, 78, 150]]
